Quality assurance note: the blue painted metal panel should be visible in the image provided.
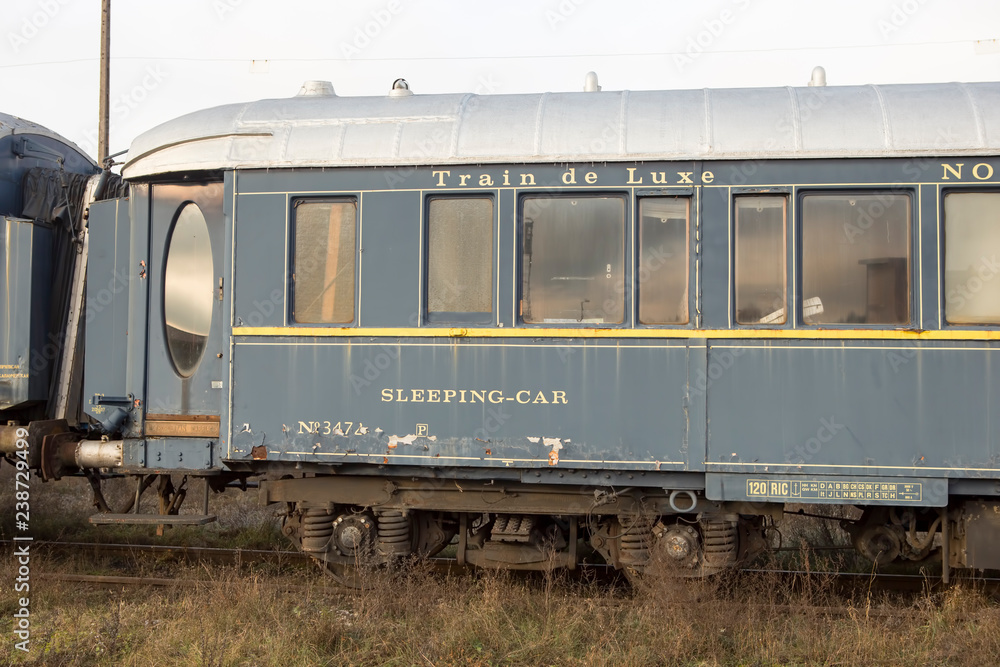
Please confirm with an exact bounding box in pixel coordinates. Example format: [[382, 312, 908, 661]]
[[229, 338, 694, 471], [0, 217, 53, 409], [704, 340, 1000, 477], [233, 192, 285, 328], [124, 185, 150, 437], [84, 198, 131, 421], [359, 191, 420, 327], [497, 189, 515, 328], [699, 184, 729, 329], [121, 437, 217, 470]]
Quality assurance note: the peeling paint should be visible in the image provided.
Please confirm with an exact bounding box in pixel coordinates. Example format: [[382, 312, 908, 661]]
[[527, 437, 540, 443], [357, 426, 370, 435], [387, 434, 438, 448], [545, 438, 563, 465], [333, 427, 345, 436]]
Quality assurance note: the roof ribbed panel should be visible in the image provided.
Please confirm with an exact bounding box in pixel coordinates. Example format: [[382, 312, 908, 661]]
[[123, 82, 1000, 179]]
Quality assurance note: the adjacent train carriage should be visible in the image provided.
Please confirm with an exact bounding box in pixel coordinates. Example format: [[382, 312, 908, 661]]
[[7, 78, 1000, 584], [0, 112, 103, 430]]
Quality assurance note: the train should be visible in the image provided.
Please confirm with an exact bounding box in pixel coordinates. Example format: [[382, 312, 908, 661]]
[[3, 73, 1000, 585]]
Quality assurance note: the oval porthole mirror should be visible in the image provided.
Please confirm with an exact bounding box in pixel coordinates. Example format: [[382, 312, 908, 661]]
[[163, 202, 213, 377]]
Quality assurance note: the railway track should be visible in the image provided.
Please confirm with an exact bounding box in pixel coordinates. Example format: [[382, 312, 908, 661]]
[[0, 539, 310, 567], [11, 539, 1000, 599]]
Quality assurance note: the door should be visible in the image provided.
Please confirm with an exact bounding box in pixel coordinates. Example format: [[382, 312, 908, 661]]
[[144, 182, 225, 436]]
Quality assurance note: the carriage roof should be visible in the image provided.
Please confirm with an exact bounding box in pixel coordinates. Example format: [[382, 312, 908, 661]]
[[122, 81, 1000, 179]]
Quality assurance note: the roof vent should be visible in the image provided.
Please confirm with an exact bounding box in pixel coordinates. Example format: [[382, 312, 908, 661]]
[[808, 66, 827, 87], [584, 71, 601, 92], [297, 80, 336, 97], [389, 78, 413, 97]]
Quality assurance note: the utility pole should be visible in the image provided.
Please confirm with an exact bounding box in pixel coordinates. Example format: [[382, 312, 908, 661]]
[[98, 0, 110, 165]]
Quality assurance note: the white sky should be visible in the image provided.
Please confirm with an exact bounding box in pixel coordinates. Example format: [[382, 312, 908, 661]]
[[3, 0, 999, 163]]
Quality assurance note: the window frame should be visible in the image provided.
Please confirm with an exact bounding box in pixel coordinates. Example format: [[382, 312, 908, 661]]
[[796, 188, 915, 328], [288, 195, 360, 326], [163, 200, 214, 378], [635, 194, 692, 327], [517, 191, 631, 328], [423, 193, 497, 326], [941, 186, 1000, 327], [733, 194, 789, 327]]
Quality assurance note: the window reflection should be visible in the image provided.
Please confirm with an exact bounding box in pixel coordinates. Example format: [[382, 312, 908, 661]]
[[802, 194, 909, 325], [164, 202, 213, 377], [521, 196, 625, 324], [945, 192, 1000, 324], [293, 200, 357, 323], [638, 198, 688, 324], [735, 197, 786, 324]]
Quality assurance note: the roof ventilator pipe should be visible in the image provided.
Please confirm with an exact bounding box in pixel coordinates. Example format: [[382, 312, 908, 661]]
[[389, 78, 413, 97], [808, 66, 827, 87], [584, 71, 601, 92], [297, 80, 336, 97]]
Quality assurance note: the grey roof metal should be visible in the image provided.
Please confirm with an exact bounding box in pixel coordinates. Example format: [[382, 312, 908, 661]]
[[0, 112, 96, 166], [121, 81, 1000, 179]]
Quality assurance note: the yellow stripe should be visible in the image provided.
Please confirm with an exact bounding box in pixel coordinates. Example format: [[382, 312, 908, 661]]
[[233, 326, 1000, 341]]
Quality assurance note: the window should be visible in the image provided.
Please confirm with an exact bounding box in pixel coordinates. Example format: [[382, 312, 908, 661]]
[[521, 195, 625, 324], [427, 197, 493, 322], [735, 196, 786, 324], [292, 199, 357, 323], [638, 197, 688, 324], [944, 192, 1000, 324], [164, 202, 213, 377], [802, 193, 910, 325]]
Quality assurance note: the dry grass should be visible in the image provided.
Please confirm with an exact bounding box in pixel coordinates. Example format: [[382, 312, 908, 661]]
[[2, 466, 1000, 665], [1, 554, 1000, 666]]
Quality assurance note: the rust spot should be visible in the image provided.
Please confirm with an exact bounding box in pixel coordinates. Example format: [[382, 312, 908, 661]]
[[251, 445, 267, 460], [383, 457, 389, 464], [485, 449, 492, 456], [548, 451, 559, 466], [388, 442, 397, 449]]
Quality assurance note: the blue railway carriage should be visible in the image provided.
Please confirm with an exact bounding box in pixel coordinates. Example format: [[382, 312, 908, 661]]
[[8, 77, 1000, 583]]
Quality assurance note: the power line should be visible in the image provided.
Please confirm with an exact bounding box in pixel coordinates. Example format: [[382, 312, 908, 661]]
[[0, 38, 986, 71]]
